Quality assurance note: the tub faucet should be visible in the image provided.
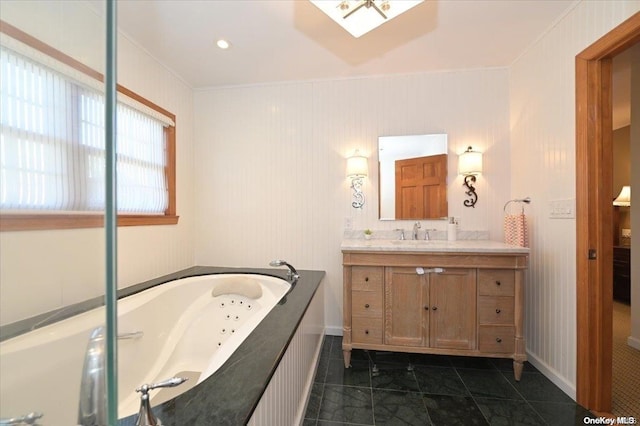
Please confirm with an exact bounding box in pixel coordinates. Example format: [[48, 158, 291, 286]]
[[0, 412, 43, 425], [269, 259, 299, 281], [78, 327, 107, 426], [135, 377, 188, 426], [413, 222, 421, 240]]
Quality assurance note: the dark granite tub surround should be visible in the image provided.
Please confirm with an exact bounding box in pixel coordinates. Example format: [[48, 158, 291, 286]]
[[0, 266, 325, 426], [132, 268, 325, 426]]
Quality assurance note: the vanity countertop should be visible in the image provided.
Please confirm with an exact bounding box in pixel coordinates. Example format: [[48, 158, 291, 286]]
[[341, 239, 530, 254]]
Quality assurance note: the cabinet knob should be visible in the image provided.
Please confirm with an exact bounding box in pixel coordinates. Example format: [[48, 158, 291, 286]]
[[424, 306, 429, 310], [365, 277, 369, 282], [496, 309, 501, 314], [365, 330, 369, 335], [496, 337, 502, 343], [496, 280, 501, 286], [432, 306, 438, 311], [365, 303, 370, 308]]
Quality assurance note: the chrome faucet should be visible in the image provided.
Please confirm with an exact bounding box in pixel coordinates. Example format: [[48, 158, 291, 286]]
[[424, 228, 437, 240], [413, 222, 421, 240], [78, 327, 147, 426], [269, 259, 299, 281], [78, 327, 107, 426], [135, 377, 188, 426], [395, 229, 405, 240], [0, 412, 43, 425]]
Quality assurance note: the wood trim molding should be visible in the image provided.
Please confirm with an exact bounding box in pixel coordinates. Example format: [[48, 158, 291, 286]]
[[0, 214, 179, 231], [575, 11, 640, 413]]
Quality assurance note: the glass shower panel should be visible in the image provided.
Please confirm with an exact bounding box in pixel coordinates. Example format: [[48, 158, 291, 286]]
[[0, 1, 109, 425]]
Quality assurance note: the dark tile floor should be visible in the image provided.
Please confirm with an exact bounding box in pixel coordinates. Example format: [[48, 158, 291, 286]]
[[303, 335, 597, 425]]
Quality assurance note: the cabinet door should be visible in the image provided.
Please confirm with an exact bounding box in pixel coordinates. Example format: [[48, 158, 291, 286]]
[[384, 267, 429, 346], [429, 268, 477, 350]]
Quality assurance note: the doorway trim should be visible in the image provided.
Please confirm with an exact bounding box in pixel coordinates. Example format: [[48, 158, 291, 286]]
[[576, 12, 640, 413]]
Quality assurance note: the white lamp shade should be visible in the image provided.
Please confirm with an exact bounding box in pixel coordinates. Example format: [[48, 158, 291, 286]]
[[613, 185, 631, 206], [346, 154, 368, 177], [309, 0, 424, 38], [458, 148, 483, 175]]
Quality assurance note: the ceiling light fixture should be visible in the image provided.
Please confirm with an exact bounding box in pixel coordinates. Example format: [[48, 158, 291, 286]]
[[309, 0, 424, 38]]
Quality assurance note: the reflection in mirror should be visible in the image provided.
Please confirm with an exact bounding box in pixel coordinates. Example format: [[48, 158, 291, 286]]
[[379, 134, 448, 220]]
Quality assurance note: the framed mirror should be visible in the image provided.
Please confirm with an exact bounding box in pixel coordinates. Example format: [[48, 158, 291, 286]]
[[378, 134, 448, 220]]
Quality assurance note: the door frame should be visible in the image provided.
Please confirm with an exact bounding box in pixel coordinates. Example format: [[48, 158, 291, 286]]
[[575, 12, 640, 413]]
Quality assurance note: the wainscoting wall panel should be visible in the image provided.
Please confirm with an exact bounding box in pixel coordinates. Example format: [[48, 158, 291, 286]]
[[193, 68, 511, 337], [509, 0, 639, 397]]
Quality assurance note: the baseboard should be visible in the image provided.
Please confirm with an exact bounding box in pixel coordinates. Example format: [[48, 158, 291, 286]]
[[324, 325, 343, 336], [627, 335, 640, 351], [526, 350, 577, 401]]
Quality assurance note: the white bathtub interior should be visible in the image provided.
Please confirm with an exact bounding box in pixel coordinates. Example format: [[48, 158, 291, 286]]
[[0, 273, 290, 425]]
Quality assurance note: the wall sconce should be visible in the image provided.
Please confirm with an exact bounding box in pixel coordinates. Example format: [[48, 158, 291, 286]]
[[346, 150, 368, 209], [458, 146, 483, 208], [613, 185, 631, 206]]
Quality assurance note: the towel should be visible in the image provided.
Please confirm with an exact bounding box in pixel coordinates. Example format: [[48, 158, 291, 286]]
[[504, 213, 528, 247]]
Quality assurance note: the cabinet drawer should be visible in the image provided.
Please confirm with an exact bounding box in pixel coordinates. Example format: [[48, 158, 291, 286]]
[[478, 296, 514, 325], [478, 325, 515, 353], [352, 291, 383, 317], [352, 266, 383, 291], [478, 270, 515, 296], [352, 317, 383, 344]]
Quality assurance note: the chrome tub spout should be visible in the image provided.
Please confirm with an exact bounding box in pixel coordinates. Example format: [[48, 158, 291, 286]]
[[77, 327, 107, 426], [269, 259, 299, 281]]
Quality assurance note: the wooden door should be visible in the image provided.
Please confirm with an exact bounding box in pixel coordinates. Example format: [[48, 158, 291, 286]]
[[384, 267, 429, 346], [395, 154, 447, 219], [429, 268, 477, 350]]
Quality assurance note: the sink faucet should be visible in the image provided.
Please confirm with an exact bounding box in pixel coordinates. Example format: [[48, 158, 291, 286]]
[[395, 229, 405, 240], [413, 222, 421, 240], [424, 228, 437, 240]]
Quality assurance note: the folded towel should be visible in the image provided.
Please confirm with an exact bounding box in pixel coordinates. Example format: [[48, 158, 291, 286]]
[[504, 213, 528, 247]]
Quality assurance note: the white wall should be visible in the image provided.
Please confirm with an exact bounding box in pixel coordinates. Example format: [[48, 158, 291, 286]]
[[0, 1, 195, 325], [193, 69, 512, 334], [509, 0, 640, 398]]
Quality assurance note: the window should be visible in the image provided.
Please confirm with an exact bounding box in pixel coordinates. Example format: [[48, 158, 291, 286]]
[[0, 21, 177, 231]]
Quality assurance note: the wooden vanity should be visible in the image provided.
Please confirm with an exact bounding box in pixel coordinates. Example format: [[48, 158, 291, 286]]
[[342, 240, 529, 380]]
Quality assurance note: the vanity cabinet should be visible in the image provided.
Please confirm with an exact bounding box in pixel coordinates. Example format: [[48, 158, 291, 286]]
[[342, 248, 528, 380], [384, 267, 476, 350]]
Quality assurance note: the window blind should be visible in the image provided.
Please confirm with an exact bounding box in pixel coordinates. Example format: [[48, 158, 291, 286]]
[[0, 43, 169, 214]]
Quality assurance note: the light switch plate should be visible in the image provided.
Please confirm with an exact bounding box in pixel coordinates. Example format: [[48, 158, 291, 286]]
[[344, 217, 353, 231], [549, 198, 575, 219]]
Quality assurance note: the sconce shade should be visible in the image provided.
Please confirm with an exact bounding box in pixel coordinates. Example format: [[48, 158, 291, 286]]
[[346, 153, 369, 177], [309, 0, 424, 38], [613, 185, 631, 206], [458, 146, 483, 175]]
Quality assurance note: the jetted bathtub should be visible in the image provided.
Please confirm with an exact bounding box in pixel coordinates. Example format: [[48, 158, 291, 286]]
[[0, 273, 291, 425]]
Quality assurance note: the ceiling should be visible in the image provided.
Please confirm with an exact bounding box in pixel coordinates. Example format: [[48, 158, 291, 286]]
[[113, 0, 579, 89]]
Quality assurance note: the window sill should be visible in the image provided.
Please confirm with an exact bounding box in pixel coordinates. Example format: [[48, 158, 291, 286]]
[[0, 213, 180, 231]]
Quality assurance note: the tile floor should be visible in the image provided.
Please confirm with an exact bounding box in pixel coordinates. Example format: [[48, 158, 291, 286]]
[[303, 335, 597, 425]]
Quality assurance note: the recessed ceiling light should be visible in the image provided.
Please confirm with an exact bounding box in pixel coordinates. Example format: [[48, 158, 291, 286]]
[[216, 39, 230, 49]]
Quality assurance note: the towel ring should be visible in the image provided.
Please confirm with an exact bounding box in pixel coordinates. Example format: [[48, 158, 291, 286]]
[[503, 197, 531, 213]]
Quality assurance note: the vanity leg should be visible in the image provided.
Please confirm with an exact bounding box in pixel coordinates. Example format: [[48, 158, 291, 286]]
[[513, 360, 524, 381], [343, 349, 352, 368]]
